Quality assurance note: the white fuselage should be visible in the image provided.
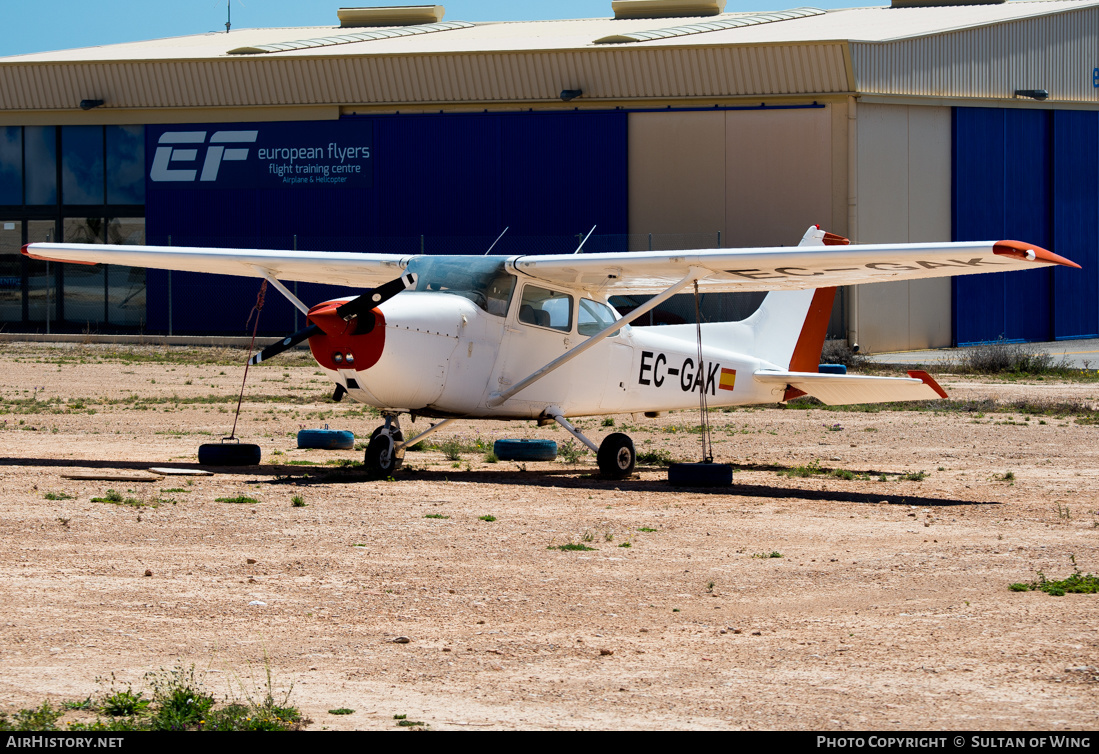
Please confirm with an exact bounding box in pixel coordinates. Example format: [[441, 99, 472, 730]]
[[317, 286, 787, 419]]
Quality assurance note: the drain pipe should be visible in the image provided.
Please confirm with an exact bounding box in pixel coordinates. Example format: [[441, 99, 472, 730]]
[[846, 95, 859, 352]]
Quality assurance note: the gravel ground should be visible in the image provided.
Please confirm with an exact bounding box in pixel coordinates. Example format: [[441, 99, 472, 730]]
[[0, 343, 1096, 731]]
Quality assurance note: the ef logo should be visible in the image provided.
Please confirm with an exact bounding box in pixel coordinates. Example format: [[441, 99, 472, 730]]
[[1094, 67, 1098, 88], [150, 130, 259, 182]]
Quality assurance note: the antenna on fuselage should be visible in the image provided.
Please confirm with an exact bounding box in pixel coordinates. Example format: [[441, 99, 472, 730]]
[[484, 227, 509, 255], [573, 225, 597, 254]]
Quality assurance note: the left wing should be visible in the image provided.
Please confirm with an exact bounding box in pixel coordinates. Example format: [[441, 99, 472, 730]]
[[508, 240, 1079, 295], [23, 243, 410, 289]]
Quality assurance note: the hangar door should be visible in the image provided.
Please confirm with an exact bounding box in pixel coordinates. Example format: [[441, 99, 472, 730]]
[[953, 108, 1098, 344]]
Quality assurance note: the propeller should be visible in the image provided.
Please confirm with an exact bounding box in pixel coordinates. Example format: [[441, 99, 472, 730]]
[[247, 272, 417, 366], [248, 324, 319, 366], [334, 272, 416, 324]]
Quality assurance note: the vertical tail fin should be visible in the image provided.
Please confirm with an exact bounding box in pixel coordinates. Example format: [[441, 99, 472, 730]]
[[731, 286, 836, 371], [701, 226, 845, 370]]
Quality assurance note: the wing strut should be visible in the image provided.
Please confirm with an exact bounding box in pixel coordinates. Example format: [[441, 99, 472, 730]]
[[251, 266, 310, 315], [486, 266, 711, 408]]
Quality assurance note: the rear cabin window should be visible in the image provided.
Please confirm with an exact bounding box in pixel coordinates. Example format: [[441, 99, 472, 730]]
[[518, 285, 572, 332], [578, 298, 619, 337]]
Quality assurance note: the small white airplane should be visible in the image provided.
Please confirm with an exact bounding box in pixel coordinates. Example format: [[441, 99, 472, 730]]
[[24, 227, 1079, 478]]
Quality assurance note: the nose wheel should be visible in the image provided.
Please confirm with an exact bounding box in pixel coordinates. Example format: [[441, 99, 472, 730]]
[[365, 416, 404, 479]]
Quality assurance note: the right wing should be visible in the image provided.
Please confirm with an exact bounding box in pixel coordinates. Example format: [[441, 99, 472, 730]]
[[23, 243, 411, 289]]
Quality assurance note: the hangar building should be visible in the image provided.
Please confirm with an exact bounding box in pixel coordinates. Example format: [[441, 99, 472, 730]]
[[0, 0, 1097, 351]]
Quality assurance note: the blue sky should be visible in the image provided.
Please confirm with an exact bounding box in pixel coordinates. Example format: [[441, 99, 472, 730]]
[[5, 0, 875, 57]]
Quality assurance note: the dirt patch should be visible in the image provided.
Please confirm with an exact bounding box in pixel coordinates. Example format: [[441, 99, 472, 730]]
[[0, 343, 1097, 730]]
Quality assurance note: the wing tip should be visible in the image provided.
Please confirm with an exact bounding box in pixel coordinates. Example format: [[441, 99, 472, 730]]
[[907, 369, 947, 399], [21, 243, 97, 266], [994, 241, 1081, 269]]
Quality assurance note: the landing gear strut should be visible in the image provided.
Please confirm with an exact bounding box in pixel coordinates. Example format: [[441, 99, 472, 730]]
[[546, 411, 636, 480], [364, 413, 404, 479]]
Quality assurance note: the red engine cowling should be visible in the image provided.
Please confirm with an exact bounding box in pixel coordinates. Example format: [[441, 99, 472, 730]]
[[306, 300, 386, 372]]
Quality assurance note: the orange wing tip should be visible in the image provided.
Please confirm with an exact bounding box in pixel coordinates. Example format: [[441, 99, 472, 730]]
[[908, 370, 947, 399], [994, 241, 1081, 269], [822, 232, 850, 246], [20, 243, 97, 266]]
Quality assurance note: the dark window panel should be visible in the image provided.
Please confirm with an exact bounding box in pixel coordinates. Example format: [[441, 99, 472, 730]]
[[106, 217, 146, 327], [62, 216, 105, 324], [0, 127, 21, 205], [106, 125, 145, 205], [24, 127, 56, 206], [62, 125, 105, 205], [26, 219, 57, 323], [0, 220, 22, 324]]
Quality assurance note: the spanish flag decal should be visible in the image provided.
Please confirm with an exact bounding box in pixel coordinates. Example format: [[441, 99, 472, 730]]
[[719, 368, 736, 391]]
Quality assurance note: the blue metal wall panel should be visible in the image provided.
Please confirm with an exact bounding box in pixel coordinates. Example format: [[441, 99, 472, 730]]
[[146, 111, 628, 333], [953, 108, 1055, 345], [953, 108, 1008, 346], [1052, 110, 1099, 340], [1003, 110, 1053, 343]]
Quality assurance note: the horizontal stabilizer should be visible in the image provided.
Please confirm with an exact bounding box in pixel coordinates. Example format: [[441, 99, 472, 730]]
[[754, 369, 947, 405]]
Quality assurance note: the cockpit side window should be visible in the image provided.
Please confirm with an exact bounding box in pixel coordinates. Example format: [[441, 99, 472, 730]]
[[518, 285, 573, 332]]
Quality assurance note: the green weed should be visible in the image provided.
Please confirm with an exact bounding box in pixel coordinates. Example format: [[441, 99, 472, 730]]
[[216, 495, 258, 504], [636, 449, 675, 467], [1010, 556, 1099, 596], [43, 491, 73, 501], [0, 702, 64, 731], [559, 440, 587, 465], [478, 515, 496, 522], [753, 551, 783, 559], [424, 513, 450, 519], [91, 490, 148, 507], [549, 543, 597, 552]]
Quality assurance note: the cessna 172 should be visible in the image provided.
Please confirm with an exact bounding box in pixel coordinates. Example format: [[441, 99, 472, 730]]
[[24, 228, 1078, 479]]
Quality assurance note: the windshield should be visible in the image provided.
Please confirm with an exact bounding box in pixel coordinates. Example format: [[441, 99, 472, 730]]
[[405, 256, 516, 317]]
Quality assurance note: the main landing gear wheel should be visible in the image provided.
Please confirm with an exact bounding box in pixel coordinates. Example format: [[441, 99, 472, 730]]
[[597, 433, 635, 479], [198, 442, 262, 467]]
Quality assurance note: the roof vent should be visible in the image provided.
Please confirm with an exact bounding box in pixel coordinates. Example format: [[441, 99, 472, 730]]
[[612, 0, 726, 20], [338, 5, 445, 27], [890, 0, 1004, 8]]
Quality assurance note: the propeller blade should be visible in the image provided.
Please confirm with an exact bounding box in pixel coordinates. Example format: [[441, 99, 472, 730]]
[[248, 324, 320, 366], [335, 272, 416, 321]]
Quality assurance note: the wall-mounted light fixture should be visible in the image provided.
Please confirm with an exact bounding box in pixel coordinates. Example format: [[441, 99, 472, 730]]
[[79, 99, 105, 110], [1013, 89, 1049, 101], [560, 89, 583, 102]]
